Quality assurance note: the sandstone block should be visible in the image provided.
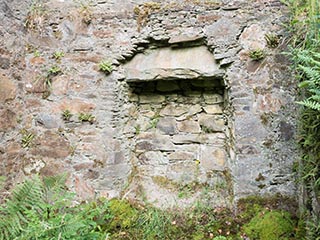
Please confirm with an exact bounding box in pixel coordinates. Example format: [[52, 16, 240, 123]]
[[177, 120, 201, 133], [200, 146, 227, 171], [31, 131, 71, 158], [0, 73, 16, 102]]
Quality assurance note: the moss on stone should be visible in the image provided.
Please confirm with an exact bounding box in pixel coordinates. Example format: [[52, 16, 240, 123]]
[[243, 210, 295, 240], [108, 199, 138, 231]]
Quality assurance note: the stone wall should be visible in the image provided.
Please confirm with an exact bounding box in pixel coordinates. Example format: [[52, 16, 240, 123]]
[[0, 0, 298, 208]]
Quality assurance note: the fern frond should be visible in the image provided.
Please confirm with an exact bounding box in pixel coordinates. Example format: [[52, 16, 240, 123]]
[[298, 65, 320, 83], [0, 176, 45, 240], [298, 99, 320, 111]]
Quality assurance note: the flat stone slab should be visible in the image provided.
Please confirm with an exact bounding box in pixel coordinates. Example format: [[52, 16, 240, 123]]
[[124, 46, 224, 82]]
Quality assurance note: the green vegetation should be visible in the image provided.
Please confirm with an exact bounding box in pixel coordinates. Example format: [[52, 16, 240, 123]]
[[48, 65, 62, 76], [76, 0, 93, 25], [98, 60, 113, 75], [33, 50, 41, 57], [0, 176, 301, 240], [62, 109, 73, 121], [24, 0, 47, 32], [52, 51, 64, 61], [21, 130, 35, 148], [78, 112, 95, 123], [249, 48, 266, 61], [283, 0, 320, 238], [0, 175, 111, 240], [244, 210, 295, 240], [265, 33, 280, 48]]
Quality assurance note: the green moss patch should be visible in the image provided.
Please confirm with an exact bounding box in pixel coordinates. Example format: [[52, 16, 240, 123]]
[[244, 210, 295, 240]]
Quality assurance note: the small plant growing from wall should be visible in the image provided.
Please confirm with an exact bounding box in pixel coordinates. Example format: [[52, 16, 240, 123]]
[[249, 49, 266, 61], [133, 2, 161, 31], [265, 33, 280, 48], [24, 0, 47, 32], [47, 65, 62, 76], [62, 109, 73, 121], [76, 0, 93, 25], [52, 51, 64, 61], [20, 129, 35, 148], [33, 50, 41, 57], [98, 60, 113, 75], [78, 112, 95, 123]]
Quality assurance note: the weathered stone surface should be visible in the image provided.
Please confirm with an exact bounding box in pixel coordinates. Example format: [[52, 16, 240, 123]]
[[200, 146, 227, 171], [31, 131, 71, 158], [136, 134, 174, 152], [0, 0, 298, 209], [204, 18, 241, 45], [124, 46, 224, 82], [0, 57, 10, 69], [52, 75, 71, 96], [168, 34, 204, 44], [198, 114, 225, 132], [74, 175, 95, 200], [53, 98, 96, 113], [177, 120, 201, 133], [168, 152, 195, 162], [138, 151, 168, 165], [203, 94, 224, 104], [0, 109, 17, 131], [160, 104, 188, 117], [172, 134, 205, 144], [157, 117, 177, 135], [35, 113, 61, 129], [0, 73, 16, 102], [203, 105, 223, 114], [139, 94, 166, 103], [239, 24, 266, 50]]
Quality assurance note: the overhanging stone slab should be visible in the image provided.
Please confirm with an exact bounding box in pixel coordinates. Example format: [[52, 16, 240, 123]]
[[124, 46, 224, 82]]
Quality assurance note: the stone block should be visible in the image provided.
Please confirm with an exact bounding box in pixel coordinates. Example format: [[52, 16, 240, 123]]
[[160, 104, 189, 117], [139, 94, 166, 103], [124, 46, 223, 82], [200, 146, 227, 171], [177, 120, 201, 133], [172, 134, 205, 144], [0, 73, 16, 102], [203, 105, 223, 114], [138, 151, 168, 165], [35, 113, 61, 129], [31, 131, 71, 158], [74, 175, 95, 200], [157, 117, 177, 135], [136, 134, 174, 152], [198, 114, 225, 132], [168, 151, 195, 162], [203, 94, 224, 104], [0, 109, 17, 132]]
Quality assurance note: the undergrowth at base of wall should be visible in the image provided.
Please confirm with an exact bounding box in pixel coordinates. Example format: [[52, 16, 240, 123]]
[[0, 175, 303, 240], [283, 0, 320, 238]]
